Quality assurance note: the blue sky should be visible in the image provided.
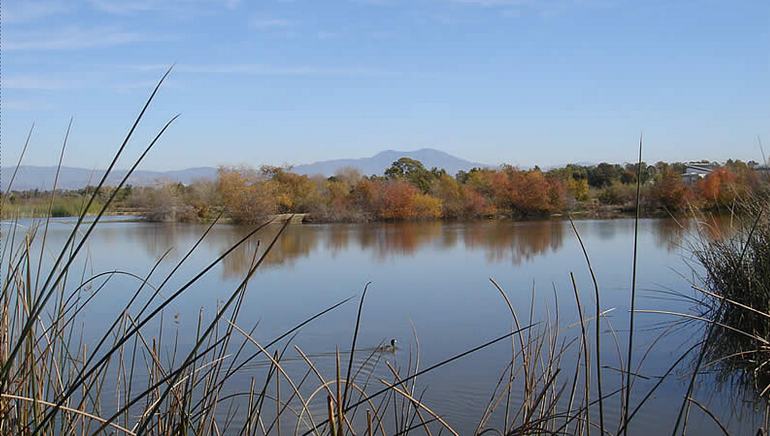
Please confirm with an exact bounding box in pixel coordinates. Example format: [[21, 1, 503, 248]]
[[4, 0, 769, 171]]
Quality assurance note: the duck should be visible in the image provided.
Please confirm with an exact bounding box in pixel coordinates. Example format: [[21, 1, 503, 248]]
[[376, 339, 398, 353]]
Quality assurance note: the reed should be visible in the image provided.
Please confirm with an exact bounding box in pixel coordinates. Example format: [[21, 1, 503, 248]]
[[0, 70, 761, 435], [692, 202, 770, 399]]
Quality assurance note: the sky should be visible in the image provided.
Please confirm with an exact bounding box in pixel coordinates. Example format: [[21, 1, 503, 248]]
[[4, 0, 770, 171]]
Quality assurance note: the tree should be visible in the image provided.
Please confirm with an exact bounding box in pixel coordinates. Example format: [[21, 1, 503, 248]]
[[588, 163, 624, 188], [648, 167, 690, 211], [384, 158, 437, 193], [411, 193, 443, 219], [510, 170, 564, 216], [217, 166, 276, 224], [377, 181, 418, 219], [376, 180, 442, 220], [598, 182, 636, 205], [697, 167, 745, 209], [566, 177, 590, 202], [620, 162, 652, 185], [132, 183, 199, 222], [431, 174, 464, 218], [266, 168, 322, 213]]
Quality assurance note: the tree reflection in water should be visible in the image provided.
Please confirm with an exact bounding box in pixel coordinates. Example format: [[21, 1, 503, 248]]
[[128, 219, 708, 281], [215, 220, 568, 278]]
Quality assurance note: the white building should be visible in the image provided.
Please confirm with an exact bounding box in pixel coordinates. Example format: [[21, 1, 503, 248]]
[[681, 161, 718, 184]]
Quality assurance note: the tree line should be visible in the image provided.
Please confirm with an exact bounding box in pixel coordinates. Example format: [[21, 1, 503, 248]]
[[3, 158, 764, 222], [123, 157, 765, 223]]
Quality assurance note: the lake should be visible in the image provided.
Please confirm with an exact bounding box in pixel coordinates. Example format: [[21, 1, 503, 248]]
[[15, 217, 760, 434]]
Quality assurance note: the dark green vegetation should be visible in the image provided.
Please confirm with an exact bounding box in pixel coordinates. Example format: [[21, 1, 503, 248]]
[[2, 70, 768, 435]]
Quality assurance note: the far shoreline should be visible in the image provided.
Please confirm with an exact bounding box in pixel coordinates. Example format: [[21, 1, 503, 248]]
[[1, 206, 702, 225]]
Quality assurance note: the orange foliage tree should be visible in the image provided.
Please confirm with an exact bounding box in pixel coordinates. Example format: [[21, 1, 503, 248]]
[[697, 167, 741, 209], [488, 167, 565, 217], [648, 167, 690, 211], [376, 180, 442, 220], [261, 166, 323, 213], [217, 166, 277, 223], [432, 174, 494, 219]]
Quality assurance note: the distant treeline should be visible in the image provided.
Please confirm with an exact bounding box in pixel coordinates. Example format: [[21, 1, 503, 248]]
[[3, 158, 765, 222]]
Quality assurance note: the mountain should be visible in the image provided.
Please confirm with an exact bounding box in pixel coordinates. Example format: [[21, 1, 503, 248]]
[[2, 166, 218, 191], [2, 149, 488, 190], [292, 148, 488, 177]]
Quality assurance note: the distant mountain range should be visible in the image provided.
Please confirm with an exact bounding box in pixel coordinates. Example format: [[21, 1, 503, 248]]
[[2, 166, 218, 191], [292, 148, 487, 177], [3, 148, 489, 191]]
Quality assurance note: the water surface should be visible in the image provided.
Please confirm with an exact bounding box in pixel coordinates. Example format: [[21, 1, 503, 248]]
[[21, 217, 759, 434]]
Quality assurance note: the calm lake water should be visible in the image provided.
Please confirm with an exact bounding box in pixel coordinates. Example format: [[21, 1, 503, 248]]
[[15, 217, 762, 434]]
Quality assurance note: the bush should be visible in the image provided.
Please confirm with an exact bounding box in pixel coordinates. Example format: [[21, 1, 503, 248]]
[[412, 192, 443, 219], [377, 181, 421, 220], [648, 168, 690, 211], [217, 166, 277, 224], [50, 204, 73, 217], [598, 182, 636, 206]]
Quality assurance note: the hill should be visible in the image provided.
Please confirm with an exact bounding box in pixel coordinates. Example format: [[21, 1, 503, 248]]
[[2, 166, 217, 191], [292, 148, 488, 177], [2, 149, 488, 190]]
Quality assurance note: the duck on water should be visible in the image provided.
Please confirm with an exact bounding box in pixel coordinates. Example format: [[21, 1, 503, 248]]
[[376, 339, 398, 353]]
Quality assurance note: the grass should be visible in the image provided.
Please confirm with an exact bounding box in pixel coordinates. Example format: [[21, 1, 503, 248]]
[[1, 196, 104, 219], [0, 68, 767, 435]]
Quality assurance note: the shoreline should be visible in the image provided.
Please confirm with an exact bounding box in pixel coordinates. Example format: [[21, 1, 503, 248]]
[[0, 206, 693, 224]]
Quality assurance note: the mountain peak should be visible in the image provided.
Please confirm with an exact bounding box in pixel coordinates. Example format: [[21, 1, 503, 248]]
[[293, 149, 488, 177]]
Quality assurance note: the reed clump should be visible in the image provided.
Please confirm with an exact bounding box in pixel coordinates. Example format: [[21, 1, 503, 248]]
[[693, 202, 770, 398]]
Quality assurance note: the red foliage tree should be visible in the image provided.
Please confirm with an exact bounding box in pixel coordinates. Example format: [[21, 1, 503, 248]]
[[649, 167, 690, 211], [697, 167, 739, 209]]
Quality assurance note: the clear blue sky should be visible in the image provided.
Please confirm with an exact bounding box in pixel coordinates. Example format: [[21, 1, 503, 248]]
[[4, 0, 769, 171]]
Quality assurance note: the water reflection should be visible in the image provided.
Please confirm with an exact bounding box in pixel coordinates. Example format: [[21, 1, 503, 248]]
[[647, 214, 736, 254], [122, 219, 716, 281], [219, 225, 319, 278], [111, 218, 727, 280], [462, 221, 564, 264], [215, 220, 568, 278], [651, 218, 687, 252]]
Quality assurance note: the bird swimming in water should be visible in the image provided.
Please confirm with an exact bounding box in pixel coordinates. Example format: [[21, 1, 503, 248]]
[[377, 339, 398, 353]]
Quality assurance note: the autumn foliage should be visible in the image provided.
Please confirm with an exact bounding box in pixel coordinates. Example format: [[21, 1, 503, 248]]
[[648, 167, 690, 211], [217, 166, 277, 224], [120, 158, 767, 223], [696, 164, 759, 209]]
